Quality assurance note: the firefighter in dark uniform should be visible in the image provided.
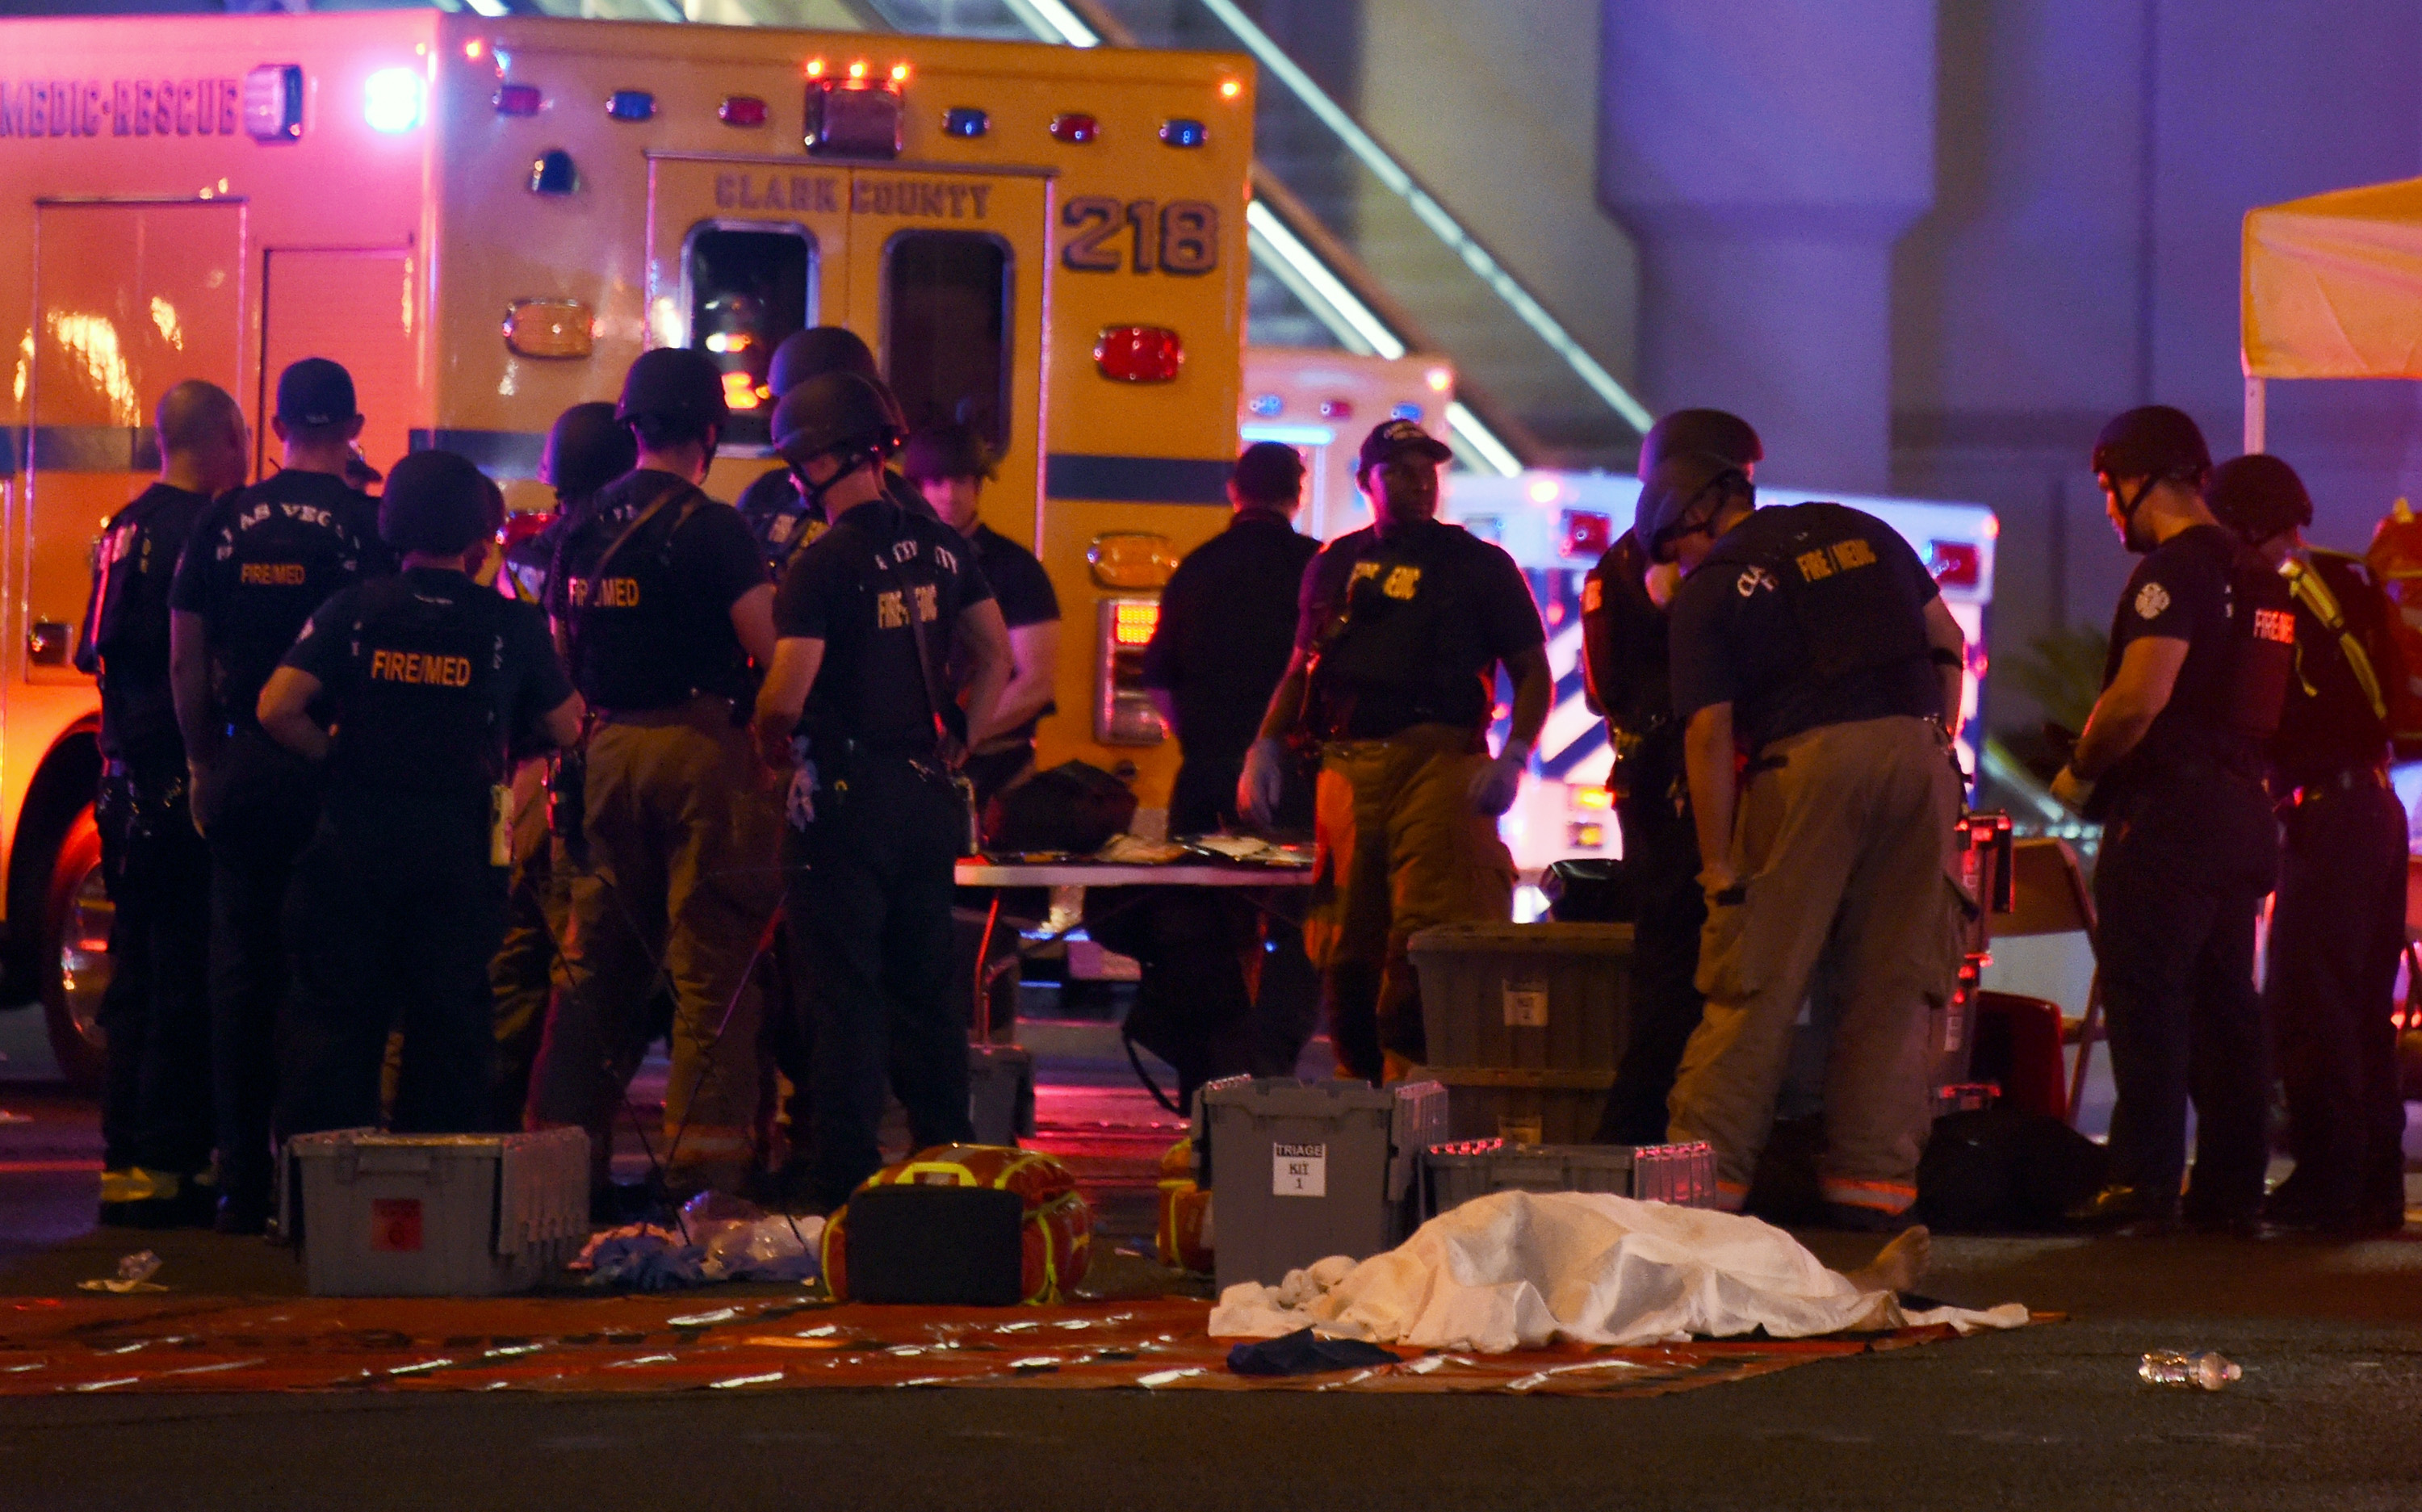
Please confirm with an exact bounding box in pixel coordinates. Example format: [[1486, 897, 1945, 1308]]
[[905, 422, 1061, 807], [490, 402, 635, 1129], [733, 326, 932, 572], [170, 357, 390, 1233], [2051, 408, 2294, 1236], [2206, 454, 2407, 1236], [1120, 442, 1325, 1092], [526, 348, 781, 1202], [1241, 421, 1552, 1083], [1645, 452, 1968, 1225], [752, 373, 1014, 1210], [81, 380, 248, 1227], [1580, 409, 1763, 1145], [260, 452, 582, 1137]]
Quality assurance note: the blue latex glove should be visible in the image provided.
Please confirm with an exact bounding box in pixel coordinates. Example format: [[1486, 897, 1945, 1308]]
[[1468, 739, 1530, 817]]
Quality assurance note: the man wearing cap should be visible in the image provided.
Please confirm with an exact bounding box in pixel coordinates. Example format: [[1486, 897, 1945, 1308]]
[[904, 422, 1061, 807], [752, 372, 1013, 1210], [733, 327, 933, 573], [1240, 420, 1549, 1083], [2051, 408, 2293, 1236], [1580, 409, 1762, 1144], [2205, 454, 2407, 1236], [170, 356, 390, 1233], [1129, 441, 1324, 1086], [1644, 451, 1967, 1227], [526, 347, 780, 1204], [261, 452, 582, 1138], [80, 380, 249, 1227], [489, 402, 637, 1129]]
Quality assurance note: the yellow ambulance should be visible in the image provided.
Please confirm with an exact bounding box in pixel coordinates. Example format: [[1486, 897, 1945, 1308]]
[[0, 10, 1259, 1078]]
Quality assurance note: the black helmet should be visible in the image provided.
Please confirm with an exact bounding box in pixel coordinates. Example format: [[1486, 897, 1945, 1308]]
[[540, 401, 637, 500], [1636, 451, 1751, 564], [771, 372, 906, 467], [2208, 453, 2313, 543], [900, 422, 995, 484], [380, 450, 503, 556], [1639, 408, 1762, 477], [2092, 405, 2210, 484], [615, 347, 729, 433], [768, 325, 880, 399]]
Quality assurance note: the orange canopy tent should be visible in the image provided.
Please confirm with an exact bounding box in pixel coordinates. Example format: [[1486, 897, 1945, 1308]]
[[2242, 174, 2422, 448]]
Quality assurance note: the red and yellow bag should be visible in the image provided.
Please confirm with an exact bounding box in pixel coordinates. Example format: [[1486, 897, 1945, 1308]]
[[822, 1145, 1092, 1305], [1154, 1137, 1213, 1274]]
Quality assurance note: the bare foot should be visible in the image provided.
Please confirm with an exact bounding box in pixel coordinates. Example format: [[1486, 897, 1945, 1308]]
[[1846, 1225, 1932, 1295]]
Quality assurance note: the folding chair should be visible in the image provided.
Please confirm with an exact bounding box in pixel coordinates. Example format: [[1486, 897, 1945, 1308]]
[[1995, 837, 2103, 1126]]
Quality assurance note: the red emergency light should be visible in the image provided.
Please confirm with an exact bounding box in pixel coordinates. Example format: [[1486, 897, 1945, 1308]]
[[1561, 509, 1612, 559], [1050, 113, 1100, 144], [719, 95, 769, 128], [1094, 325, 1183, 383], [1109, 600, 1159, 647], [493, 83, 542, 117], [1929, 540, 1981, 588]]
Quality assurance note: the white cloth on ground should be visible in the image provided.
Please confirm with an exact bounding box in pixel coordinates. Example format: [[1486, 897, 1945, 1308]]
[[1207, 1190, 2028, 1353]]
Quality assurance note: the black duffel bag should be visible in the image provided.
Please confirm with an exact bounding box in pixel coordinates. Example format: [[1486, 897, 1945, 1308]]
[[983, 760, 1138, 853], [1542, 857, 1637, 923]]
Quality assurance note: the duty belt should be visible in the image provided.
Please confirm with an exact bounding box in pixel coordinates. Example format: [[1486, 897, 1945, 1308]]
[[2287, 764, 2391, 807], [593, 691, 740, 727]]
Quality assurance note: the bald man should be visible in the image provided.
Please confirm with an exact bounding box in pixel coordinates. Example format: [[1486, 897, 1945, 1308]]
[[78, 380, 248, 1228]]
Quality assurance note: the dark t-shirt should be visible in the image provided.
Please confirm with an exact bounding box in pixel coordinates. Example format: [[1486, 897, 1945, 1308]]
[[1580, 529, 1684, 808], [2270, 549, 2399, 787], [1669, 503, 1942, 749], [1293, 517, 1544, 740], [775, 497, 995, 755], [81, 481, 216, 757], [2100, 523, 2294, 794], [1142, 509, 1319, 765], [168, 468, 389, 732], [962, 521, 1060, 743], [283, 568, 572, 819], [552, 469, 768, 710]]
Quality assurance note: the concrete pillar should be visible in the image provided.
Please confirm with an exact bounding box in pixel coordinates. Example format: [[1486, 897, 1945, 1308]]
[[1598, 1, 1935, 491]]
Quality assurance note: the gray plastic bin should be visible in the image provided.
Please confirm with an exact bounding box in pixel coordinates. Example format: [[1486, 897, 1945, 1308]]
[[1406, 922, 1633, 1071], [287, 1128, 589, 1296], [1420, 1138, 1717, 1218], [969, 1043, 1037, 1146], [1205, 1079, 1437, 1294]]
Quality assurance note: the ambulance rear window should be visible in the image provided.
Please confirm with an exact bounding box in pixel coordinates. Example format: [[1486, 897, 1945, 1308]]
[[884, 232, 1011, 452], [686, 224, 816, 449]]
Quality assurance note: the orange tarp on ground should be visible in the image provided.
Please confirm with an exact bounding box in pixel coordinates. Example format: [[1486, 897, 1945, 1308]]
[[0, 1295, 1986, 1398], [2244, 175, 2422, 379]]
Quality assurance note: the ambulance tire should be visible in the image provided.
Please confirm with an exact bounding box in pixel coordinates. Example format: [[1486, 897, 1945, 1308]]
[[38, 802, 109, 1092]]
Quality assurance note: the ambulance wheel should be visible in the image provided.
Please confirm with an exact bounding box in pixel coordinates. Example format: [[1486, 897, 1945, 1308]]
[[39, 804, 110, 1092]]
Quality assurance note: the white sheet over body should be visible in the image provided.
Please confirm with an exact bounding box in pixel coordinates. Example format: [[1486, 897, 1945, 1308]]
[[1209, 1191, 2026, 1353]]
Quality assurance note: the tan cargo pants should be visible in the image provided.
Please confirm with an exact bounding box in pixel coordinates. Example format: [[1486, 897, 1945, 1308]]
[[529, 696, 782, 1195], [1305, 722, 1516, 1078], [1666, 715, 1964, 1214]]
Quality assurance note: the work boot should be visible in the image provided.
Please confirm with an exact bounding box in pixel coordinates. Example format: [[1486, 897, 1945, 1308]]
[[2066, 1183, 2180, 1237]]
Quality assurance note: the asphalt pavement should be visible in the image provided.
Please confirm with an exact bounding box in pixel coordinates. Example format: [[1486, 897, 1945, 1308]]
[[3, 1025, 2421, 1510]]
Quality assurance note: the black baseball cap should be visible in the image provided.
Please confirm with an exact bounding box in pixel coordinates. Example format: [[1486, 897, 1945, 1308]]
[[900, 422, 995, 484], [1232, 441, 1306, 504], [275, 357, 358, 429], [2092, 405, 2211, 483], [1356, 418, 1452, 472]]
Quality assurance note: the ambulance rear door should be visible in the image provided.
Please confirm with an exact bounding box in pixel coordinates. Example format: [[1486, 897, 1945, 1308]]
[[644, 153, 855, 454]]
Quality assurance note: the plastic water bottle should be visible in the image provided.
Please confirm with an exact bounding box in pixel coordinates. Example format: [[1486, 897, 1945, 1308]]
[[2139, 1350, 2240, 1389]]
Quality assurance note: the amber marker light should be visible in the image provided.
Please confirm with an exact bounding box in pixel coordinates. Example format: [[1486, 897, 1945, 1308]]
[[849, 60, 869, 81], [1218, 79, 1242, 99], [806, 58, 827, 79]]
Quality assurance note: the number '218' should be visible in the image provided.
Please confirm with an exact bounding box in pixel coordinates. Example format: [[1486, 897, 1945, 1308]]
[[1061, 197, 1218, 276]]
